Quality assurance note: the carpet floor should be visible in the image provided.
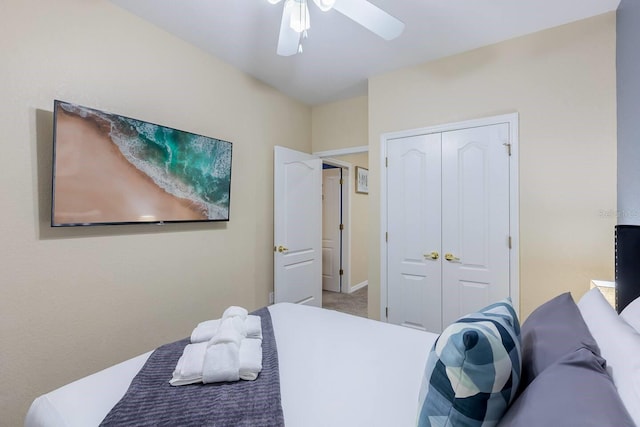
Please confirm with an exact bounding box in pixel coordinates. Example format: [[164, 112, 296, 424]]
[[322, 286, 368, 318]]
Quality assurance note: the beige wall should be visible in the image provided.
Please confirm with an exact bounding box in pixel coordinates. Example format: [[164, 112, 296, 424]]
[[368, 13, 617, 320], [312, 97, 369, 291], [312, 95, 368, 152], [0, 0, 310, 424]]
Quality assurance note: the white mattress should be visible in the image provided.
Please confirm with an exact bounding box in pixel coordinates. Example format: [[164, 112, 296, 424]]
[[25, 303, 437, 427]]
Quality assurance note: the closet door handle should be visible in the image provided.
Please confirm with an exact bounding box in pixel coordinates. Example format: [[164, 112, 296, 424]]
[[424, 251, 439, 260], [444, 253, 460, 262]]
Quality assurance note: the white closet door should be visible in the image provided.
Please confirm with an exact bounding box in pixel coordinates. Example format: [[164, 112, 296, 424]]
[[387, 134, 442, 332], [441, 124, 511, 327]]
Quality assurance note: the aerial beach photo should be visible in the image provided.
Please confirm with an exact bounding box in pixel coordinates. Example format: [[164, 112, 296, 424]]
[[52, 102, 232, 226]]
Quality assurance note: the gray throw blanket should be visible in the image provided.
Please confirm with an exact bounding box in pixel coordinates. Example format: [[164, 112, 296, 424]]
[[100, 307, 285, 426]]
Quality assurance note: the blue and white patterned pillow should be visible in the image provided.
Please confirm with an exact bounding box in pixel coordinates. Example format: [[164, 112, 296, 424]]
[[417, 299, 521, 427]]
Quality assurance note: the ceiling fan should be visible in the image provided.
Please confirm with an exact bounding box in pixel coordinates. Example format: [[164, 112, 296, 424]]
[[266, 0, 405, 56]]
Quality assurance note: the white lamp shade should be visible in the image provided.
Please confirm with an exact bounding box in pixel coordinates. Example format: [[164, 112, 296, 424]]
[[288, 0, 311, 33], [267, 0, 283, 4], [313, 0, 335, 12]]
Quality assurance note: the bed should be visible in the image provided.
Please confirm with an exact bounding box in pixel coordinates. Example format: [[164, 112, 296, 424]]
[[25, 290, 640, 427], [25, 303, 436, 427]]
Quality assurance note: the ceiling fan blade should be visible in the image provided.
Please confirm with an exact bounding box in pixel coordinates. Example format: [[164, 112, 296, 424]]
[[333, 0, 404, 41], [277, 0, 301, 56]]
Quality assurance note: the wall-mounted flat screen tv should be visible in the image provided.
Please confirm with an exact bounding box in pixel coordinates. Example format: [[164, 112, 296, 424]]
[[51, 100, 232, 226]]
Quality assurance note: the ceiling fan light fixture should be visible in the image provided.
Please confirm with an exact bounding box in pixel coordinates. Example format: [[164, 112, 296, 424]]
[[275, 0, 404, 57], [289, 0, 311, 33], [312, 0, 335, 12]]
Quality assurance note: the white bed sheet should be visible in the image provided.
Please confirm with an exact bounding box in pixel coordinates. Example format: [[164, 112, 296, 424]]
[[25, 303, 437, 427]]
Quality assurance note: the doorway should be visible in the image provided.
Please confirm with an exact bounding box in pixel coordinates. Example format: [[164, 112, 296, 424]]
[[322, 156, 368, 318], [315, 150, 369, 317], [273, 146, 369, 314], [322, 164, 343, 293]]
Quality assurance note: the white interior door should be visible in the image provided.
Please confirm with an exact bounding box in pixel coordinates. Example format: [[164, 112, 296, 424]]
[[441, 124, 511, 327], [274, 146, 322, 307], [387, 134, 442, 332], [322, 168, 342, 293]]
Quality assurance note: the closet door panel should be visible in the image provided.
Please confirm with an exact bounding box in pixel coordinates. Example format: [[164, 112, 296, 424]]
[[441, 124, 511, 327], [387, 134, 442, 332]]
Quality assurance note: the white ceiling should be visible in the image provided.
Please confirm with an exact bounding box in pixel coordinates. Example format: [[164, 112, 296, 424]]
[[109, 0, 620, 106]]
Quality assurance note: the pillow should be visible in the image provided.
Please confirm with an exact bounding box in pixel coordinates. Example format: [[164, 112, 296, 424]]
[[620, 294, 640, 333], [417, 299, 521, 427], [577, 287, 640, 426], [519, 292, 600, 389], [497, 348, 635, 427]]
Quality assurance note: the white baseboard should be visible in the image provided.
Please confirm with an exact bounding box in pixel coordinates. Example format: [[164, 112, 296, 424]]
[[350, 280, 368, 293]]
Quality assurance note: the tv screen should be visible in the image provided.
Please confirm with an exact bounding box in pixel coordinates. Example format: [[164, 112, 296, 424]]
[[51, 100, 232, 226]]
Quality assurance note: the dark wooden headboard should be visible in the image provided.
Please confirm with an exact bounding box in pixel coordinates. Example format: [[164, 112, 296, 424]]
[[615, 225, 640, 313]]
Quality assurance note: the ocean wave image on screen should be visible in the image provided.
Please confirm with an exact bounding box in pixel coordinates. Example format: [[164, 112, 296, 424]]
[[59, 102, 232, 220]]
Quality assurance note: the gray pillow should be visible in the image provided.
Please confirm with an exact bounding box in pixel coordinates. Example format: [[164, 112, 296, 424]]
[[519, 292, 600, 389], [497, 348, 634, 427]]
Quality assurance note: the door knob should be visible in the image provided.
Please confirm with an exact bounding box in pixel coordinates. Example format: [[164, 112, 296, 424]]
[[424, 251, 439, 260], [277, 245, 289, 253], [444, 253, 460, 262]]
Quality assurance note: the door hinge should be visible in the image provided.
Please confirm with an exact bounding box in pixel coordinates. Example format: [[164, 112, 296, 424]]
[[339, 269, 344, 276], [385, 232, 388, 242], [385, 157, 388, 167], [503, 142, 512, 156], [339, 178, 344, 185], [339, 224, 344, 231], [508, 236, 512, 249], [385, 307, 389, 318]]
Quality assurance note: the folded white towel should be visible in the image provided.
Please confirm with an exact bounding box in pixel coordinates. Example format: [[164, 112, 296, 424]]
[[245, 315, 262, 340], [239, 338, 263, 381], [222, 306, 248, 321], [170, 338, 263, 385], [209, 318, 243, 346], [231, 316, 247, 337], [202, 342, 240, 383], [190, 319, 221, 343], [170, 342, 207, 386]]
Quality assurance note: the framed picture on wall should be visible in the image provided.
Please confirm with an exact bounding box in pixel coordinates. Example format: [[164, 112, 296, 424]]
[[356, 166, 368, 194]]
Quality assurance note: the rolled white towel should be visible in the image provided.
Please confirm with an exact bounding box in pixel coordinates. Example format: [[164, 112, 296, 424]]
[[239, 338, 263, 381], [191, 317, 249, 344], [222, 306, 248, 321], [209, 318, 243, 347], [202, 342, 240, 383], [190, 319, 221, 343], [170, 342, 207, 386], [245, 315, 262, 340], [190, 316, 248, 343], [197, 318, 220, 329]]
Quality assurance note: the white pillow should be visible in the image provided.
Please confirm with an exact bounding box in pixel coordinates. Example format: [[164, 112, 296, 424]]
[[621, 296, 640, 333], [578, 288, 640, 425]]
